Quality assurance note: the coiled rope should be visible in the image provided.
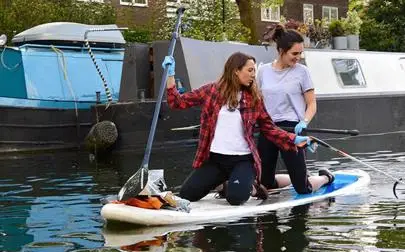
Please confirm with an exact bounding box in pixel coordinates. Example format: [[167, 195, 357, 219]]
[[84, 27, 128, 106]]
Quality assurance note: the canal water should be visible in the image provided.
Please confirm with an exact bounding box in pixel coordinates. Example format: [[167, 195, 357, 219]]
[[1, 132, 405, 251]]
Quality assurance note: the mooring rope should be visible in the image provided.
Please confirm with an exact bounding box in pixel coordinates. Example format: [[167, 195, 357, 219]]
[[84, 27, 127, 106], [1, 46, 22, 71], [51, 45, 81, 146]]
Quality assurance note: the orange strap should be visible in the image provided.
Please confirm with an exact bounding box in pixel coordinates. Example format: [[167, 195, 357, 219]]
[[113, 196, 165, 209], [121, 237, 165, 250]]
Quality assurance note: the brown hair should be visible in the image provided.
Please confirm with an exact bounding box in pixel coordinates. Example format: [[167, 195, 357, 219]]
[[218, 52, 261, 110], [271, 24, 304, 53]]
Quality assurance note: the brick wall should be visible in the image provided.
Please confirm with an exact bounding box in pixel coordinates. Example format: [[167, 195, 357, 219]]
[[256, 0, 348, 42], [108, 0, 348, 42], [110, 0, 166, 28], [283, 0, 348, 22]]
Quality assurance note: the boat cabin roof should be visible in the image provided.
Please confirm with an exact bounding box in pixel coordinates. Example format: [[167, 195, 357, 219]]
[[11, 22, 126, 48]]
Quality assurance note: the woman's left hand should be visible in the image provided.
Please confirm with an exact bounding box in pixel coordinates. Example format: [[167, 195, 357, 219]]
[[294, 135, 310, 145], [294, 121, 307, 135], [294, 135, 317, 153]]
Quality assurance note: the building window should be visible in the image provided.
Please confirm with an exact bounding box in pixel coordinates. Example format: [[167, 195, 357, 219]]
[[120, 0, 148, 7], [261, 6, 280, 22], [303, 4, 313, 24], [322, 6, 338, 21], [332, 59, 366, 87]]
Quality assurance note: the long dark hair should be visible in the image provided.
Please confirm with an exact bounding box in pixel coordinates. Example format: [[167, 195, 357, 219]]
[[270, 24, 303, 53], [218, 52, 261, 109]]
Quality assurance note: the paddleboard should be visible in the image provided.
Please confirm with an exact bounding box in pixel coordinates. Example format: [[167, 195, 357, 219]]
[[101, 169, 370, 226], [103, 224, 204, 247]]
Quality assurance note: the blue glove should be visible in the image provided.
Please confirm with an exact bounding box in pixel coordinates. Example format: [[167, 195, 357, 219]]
[[294, 136, 317, 153], [162, 56, 175, 76], [294, 121, 307, 135], [294, 135, 310, 145]]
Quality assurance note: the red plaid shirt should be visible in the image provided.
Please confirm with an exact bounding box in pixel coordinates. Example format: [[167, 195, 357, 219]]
[[167, 82, 297, 180]]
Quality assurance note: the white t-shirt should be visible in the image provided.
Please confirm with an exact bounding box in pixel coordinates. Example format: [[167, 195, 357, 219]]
[[257, 62, 314, 122], [210, 104, 251, 155]]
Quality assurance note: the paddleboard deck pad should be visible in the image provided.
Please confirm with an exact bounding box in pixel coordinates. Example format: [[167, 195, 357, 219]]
[[101, 169, 370, 226]]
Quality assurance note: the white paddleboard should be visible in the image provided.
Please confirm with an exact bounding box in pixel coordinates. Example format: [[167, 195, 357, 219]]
[[103, 224, 204, 247], [101, 169, 370, 226]]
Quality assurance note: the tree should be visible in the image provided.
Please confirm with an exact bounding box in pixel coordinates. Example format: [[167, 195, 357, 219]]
[[235, 0, 284, 44], [155, 0, 249, 43], [348, 0, 367, 12], [0, 0, 116, 45], [360, 0, 405, 52], [182, 0, 249, 42]]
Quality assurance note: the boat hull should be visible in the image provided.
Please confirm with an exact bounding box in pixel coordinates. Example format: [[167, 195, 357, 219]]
[[0, 105, 93, 153], [91, 93, 405, 152]]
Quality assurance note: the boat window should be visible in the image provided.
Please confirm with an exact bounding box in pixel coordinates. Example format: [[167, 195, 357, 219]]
[[399, 58, 405, 72], [331, 58, 366, 87]]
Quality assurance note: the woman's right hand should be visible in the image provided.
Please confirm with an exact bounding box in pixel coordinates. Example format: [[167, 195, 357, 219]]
[[162, 56, 175, 77]]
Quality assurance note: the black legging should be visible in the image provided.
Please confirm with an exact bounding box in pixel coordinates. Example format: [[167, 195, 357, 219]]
[[258, 121, 312, 194], [179, 152, 256, 205]]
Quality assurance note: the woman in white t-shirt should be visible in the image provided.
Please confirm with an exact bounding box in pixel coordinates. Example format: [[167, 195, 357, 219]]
[[257, 24, 334, 194], [163, 52, 313, 205]]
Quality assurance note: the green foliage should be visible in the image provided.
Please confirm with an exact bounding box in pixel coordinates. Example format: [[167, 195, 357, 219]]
[[344, 10, 363, 35], [123, 28, 151, 44], [185, 0, 249, 42], [360, 0, 405, 52], [157, 0, 250, 43], [328, 19, 346, 37], [256, 0, 284, 8], [0, 0, 116, 45], [359, 18, 396, 52], [348, 0, 367, 12], [307, 18, 331, 48]]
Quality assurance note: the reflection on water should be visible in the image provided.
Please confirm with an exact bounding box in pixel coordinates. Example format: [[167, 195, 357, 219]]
[[0, 133, 404, 251]]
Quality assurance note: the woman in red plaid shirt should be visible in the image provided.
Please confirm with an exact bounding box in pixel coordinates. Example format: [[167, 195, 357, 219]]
[[162, 52, 312, 205]]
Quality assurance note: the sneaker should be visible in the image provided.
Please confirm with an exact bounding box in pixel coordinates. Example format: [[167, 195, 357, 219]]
[[319, 168, 335, 185]]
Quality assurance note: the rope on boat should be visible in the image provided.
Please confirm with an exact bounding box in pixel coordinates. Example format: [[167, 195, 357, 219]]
[[84, 27, 128, 106], [1, 46, 22, 70], [51, 45, 81, 145]]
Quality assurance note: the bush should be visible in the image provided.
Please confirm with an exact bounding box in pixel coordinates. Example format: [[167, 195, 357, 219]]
[[329, 19, 345, 37], [307, 18, 331, 48], [345, 10, 363, 35], [360, 18, 396, 52], [157, 0, 250, 43], [123, 28, 151, 44], [359, 0, 405, 52]]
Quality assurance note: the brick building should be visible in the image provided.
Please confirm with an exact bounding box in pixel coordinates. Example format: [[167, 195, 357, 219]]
[[86, 0, 348, 38]]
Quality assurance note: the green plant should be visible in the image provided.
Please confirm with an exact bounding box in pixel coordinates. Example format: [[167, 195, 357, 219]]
[[345, 10, 363, 35], [360, 18, 396, 51], [307, 18, 331, 47], [123, 28, 151, 43], [157, 0, 249, 43], [297, 23, 309, 36], [329, 19, 346, 37]]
